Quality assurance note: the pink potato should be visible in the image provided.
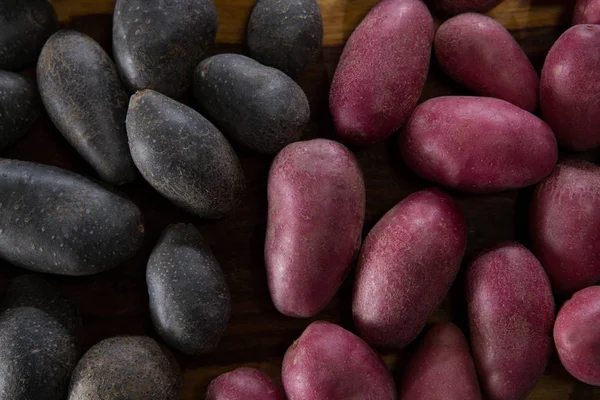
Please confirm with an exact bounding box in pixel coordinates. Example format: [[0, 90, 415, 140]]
[[467, 243, 555, 400], [434, 13, 539, 112], [573, 0, 600, 25], [432, 0, 505, 15], [206, 367, 284, 400], [540, 24, 600, 151], [399, 96, 558, 194], [531, 161, 600, 294], [399, 322, 481, 400], [265, 138, 365, 317], [282, 320, 396, 400], [352, 188, 466, 349], [554, 286, 600, 386], [329, 0, 434, 146]]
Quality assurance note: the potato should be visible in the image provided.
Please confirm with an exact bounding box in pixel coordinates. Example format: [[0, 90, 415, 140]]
[[399, 323, 481, 400], [431, 0, 505, 15], [573, 0, 600, 24], [282, 321, 396, 400], [353, 188, 466, 349], [113, 0, 217, 98], [265, 139, 365, 317], [0, 159, 144, 276], [126, 89, 245, 219], [554, 286, 600, 385], [0, 0, 58, 70], [147, 224, 230, 355], [193, 54, 309, 154], [38, 30, 136, 185], [248, 0, 323, 76], [206, 367, 284, 400], [0, 70, 39, 150], [399, 96, 558, 194], [540, 24, 600, 151], [530, 161, 600, 293], [329, 0, 434, 145], [467, 243, 554, 400], [434, 13, 539, 112]]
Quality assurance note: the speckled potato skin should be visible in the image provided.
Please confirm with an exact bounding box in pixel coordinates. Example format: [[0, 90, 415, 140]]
[[554, 286, 600, 386], [282, 321, 397, 400], [206, 367, 284, 400], [68, 336, 180, 400], [265, 139, 365, 318], [435, 14, 539, 112], [530, 161, 600, 293], [352, 189, 466, 349], [467, 243, 555, 400], [0, 0, 58, 70], [0, 159, 144, 275], [0, 71, 39, 150], [399, 323, 481, 400], [113, 0, 217, 98], [399, 96, 558, 194], [127, 90, 245, 219], [329, 0, 434, 146], [541, 25, 600, 151], [431, 0, 504, 15], [0, 307, 78, 400], [193, 54, 310, 154], [573, 0, 600, 24], [247, 0, 323, 76], [38, 30, 136, 185], [147, 223, 231, 355]]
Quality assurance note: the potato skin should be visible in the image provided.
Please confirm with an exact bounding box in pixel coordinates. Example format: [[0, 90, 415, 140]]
[[329, 0, 434, 146], [353, 189, 466, 349], [206, 367, 284, 400], [399, 323, 481, 400], [573, 0, 600, 24], [432, 0, 504, 15], [247, 0, 323, 77], [554, 286, 600, 385], [434, 13, 538, 112], [282, 321, 397, 400], [467, 243, 554, 400], [530, 161, 600, 293], [541, 25, 600, 151], [265, 139, 365, 317], [0, 71, 39, 150], [193, 54, 309, 154], [399, 96, 558, 194]]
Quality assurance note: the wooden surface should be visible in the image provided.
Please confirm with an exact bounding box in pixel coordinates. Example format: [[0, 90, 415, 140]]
[[4, 0, 599, 399]]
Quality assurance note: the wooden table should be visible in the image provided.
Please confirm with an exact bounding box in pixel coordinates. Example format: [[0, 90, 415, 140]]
[[3, 0, 599, 398]]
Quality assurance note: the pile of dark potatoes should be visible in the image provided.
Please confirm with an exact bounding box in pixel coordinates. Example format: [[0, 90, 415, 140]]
[[4, 0, 600, 398]]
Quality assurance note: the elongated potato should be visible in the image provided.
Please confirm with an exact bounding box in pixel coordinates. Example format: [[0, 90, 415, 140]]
[[353, 189, 466, 349], [573, 0, 600, 25], [467, 243, 554, 400], [329, 0, 434, 145], [206, 368, 284, 400], [435, 13, 538, 112], [265, 139, 365, 317], [0, 71, 39, 150], [399, 96, 558, 194], [432, 0, 505, 15]]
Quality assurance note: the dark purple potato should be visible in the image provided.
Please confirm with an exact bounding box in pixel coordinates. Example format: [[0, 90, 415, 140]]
[[247, 0, 323, 76], [68, 336, 180, 400], [113, 0, 217, 98], [0, 0, 58, 70], [147, 223, 230, 355], [126, 90, 245, 219], [0, 159, 144, 276], [193, 54, 309, 154], [0, 70, 39, 150], [37, 30, 136, 185]]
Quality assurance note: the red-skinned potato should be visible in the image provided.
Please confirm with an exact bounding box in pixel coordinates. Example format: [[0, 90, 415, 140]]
[[399, 96, 558, 194], [206, 367, 284, 400], [352, 189, 466, 349], [573, 0, 600, 25], [329, 0, 434, 146], [531, 161, 600, 294], [540, 24, 600, 151], [554, 286, 600, 386], [399, 322, 481, 400], [265, 139, 365, 318], [434, 13, 538, 112], [282, 321, 396, 400], [467, 243, 555, 400], [431, 0, 504, 15]]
